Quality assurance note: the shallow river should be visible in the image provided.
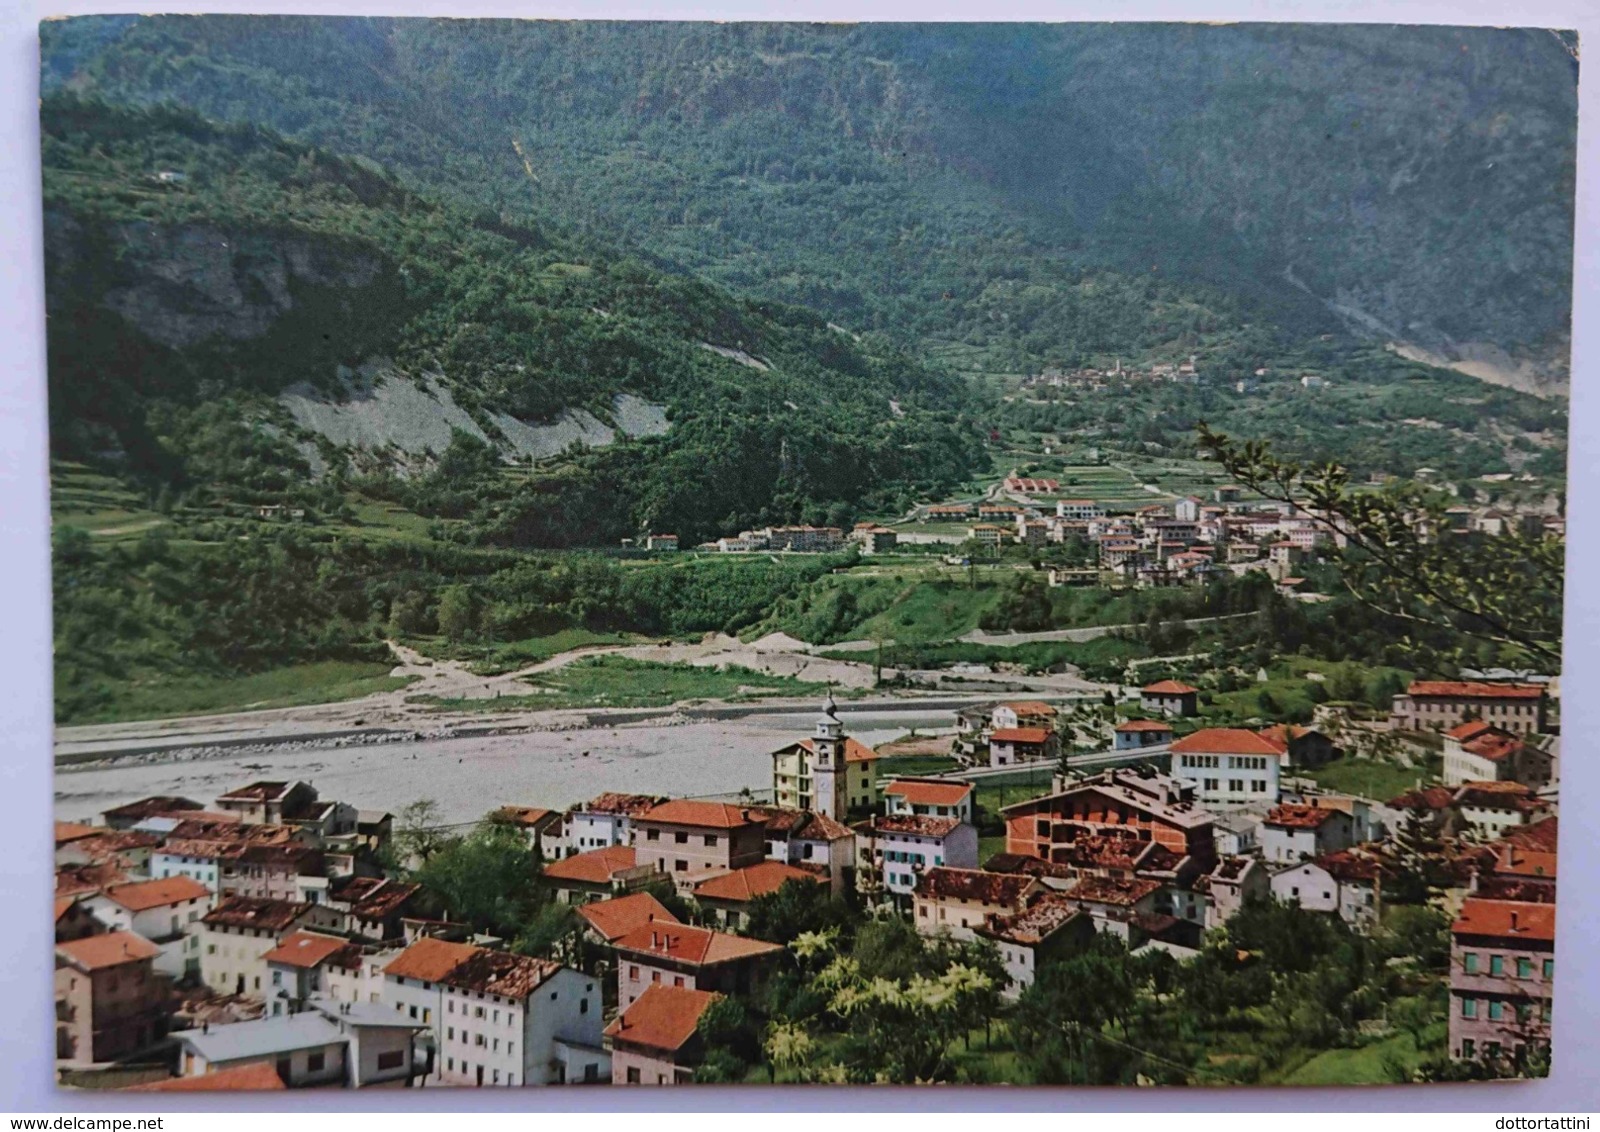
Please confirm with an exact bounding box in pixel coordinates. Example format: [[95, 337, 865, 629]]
[[54, 707, 954, 825]]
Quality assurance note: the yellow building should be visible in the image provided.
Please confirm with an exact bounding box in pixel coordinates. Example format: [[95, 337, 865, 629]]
[[770, 696, 881, 818]]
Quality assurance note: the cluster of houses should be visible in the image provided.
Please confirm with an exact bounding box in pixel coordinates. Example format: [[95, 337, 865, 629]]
[[54, 669, 1557, 1088], [1020, 357, 1203, 391], [922, 483, 1335, 589], [703, 525, 846, 554]]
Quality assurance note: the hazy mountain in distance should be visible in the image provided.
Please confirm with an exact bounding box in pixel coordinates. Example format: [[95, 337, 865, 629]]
[[41, 18, 1578, 394]]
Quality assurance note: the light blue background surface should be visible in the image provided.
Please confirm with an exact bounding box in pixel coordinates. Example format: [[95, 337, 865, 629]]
[[2, 0, 1594, 1111]]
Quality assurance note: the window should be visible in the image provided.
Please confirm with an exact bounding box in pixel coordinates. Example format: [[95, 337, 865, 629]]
[[1488, 1001, 1504, 1021], [409, 1005, 418, 1019], [626, 1067, 641, 1084], [704, 835, 718, 847], [673, 976, 685, 988], [377, 1050, 405, 1071], [675, 860, 687, 872], [628, 966, 639, 980], [307, 1052, 326, 1073], [675, 831, 689, 844], [646, 830, 659, 842], [580, 998, 589, 1015], [1464, 952, 1478, 974], [1486, 1042, 1502, 1059], [448, 1027, 455, 1040], [652, 971, 661, 983], [1490, 955, 1504, 976], [1461, 998, 1477, 1019], [1544, 959, 1555, 979], [1461, 1039, 1475, 1059]]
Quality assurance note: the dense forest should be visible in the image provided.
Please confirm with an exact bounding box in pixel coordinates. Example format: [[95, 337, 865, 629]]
[[41, 19, 1577, 389], [43, 95, 986, 545]]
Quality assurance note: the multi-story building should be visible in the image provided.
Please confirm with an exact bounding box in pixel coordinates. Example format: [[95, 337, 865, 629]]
[[1452, 783, 1552, 840], [198, 896, 315, 999], [1196, 856, 1268, 929], [605, 985, 719, 1085], [1001, 770, 1216, 869], [770, 695, 881, 818], [55, 932, 167, 1064], [692, 861, 826, 930], [1056, 499, 1104, 521], [170, 1000, 427, 1088], [562, 793, 664, 857], [1443, 722, 1554, 789], [1389, 681, 1548, 736], [853, 815, 980, 901], [759, 525, 844, 552], [383, 936, 608, 1087], [1113, 720, 1174, 750], [988, 727, 1061, 767], [81, 876, 212, 979], [1449, 898, 1555, 1068], [753, 808, 856, 893], [1269, 852, 1384, 929], [543, 846, 660, 904], [214, 781, 321, 826], [1170, 728, 1284, 807], [632, 801, 766, 891], [911, 867, 1041, 942], [883, 778, 973, 824], [490, 806, 566, 859], [1140, 680, 1199, 718], [975, 893, 1093, 999], [1259, 803, 1356, 864], [611, 923, 782, 1011]]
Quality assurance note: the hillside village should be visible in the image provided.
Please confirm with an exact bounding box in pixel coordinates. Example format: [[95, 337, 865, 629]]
[[55, 665, 1558, 1088]]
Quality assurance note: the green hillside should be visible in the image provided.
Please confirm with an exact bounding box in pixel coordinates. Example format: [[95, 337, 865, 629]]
[[43, 94, 985, 547], [41, 18, 1577, 389]]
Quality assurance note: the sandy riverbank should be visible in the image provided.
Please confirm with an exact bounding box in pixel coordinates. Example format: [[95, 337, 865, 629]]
[[54, 706, 960, 826]]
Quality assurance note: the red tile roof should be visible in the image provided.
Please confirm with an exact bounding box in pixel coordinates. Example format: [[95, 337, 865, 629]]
[[57, 930, 160, 971], [1000, 701, 1058, 717], [216, 781, 294, 802], [1448, 720, 1498, 741], [692, 861, 824, 904], [1142, 680, 1198, 695], [383, 937, 481, 983], [1501, 816, 1558, 853], [55, 821, 100, 846], [637, 800, 765, 830], [200, 896, 311, 933], [128, 1063, 286, 1092], [1388, 785, 1456, 811], [1067, 876, 1162, 907], [1315, 850, 1385, 883], [55, 862, 129, 898], [261, 931, 358, 970], [100, 876, 211, 912], [1172, 728, 1287, 756], [603, 984, 719, 1054], [54, 896, 79, 923], [1460, 730, 1523, 763], [612, 922, 783, 967], [101, 796, 205, 823], [576, 792, 664, 817], [794, 736, 880, 763], [544, 845, 638, 885], [442, 948, 562, 998], [856, 814, 963, 838], [752, 808, 854, 842], [884, 778, 973, 806], [1264, 803, 1343, 830], [493, 806, 559, 829], [1407, 681, 1544, 700], [1491, 846, 1557, 880], [1452, 898, 1555, 943], [989, 727, 1052, 745], [575, 892, 680, 942], [1115, 720, 1174, 733], [977, 892, 1086, 946], [914, 867, 1036, 905]]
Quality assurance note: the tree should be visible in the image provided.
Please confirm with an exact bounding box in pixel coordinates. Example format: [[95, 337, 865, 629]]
[[1196, 424, 1562, 667], [744, 880, 859, 947], [693, 996, 758, 1083], [391, 798, 449, 868], [413, 819, 544, 937], [436, 584, 476, 643]]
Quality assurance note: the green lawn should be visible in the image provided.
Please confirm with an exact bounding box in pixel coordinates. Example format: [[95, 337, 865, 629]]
[[61, 659, 415, 725], [873, 753, 961, 781], [461, 628, 647, 675], [1300, 756, 1433, 801], [1273, 1024, 1442, 1085], [414, 656, 831, 712]]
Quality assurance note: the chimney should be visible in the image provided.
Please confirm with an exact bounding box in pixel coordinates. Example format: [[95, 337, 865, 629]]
[[1510, 910, 1520, 932]]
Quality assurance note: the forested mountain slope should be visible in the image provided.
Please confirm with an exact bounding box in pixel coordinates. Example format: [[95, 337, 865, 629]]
[[43, 95, 985, 545], [42, 18, 1578, 391]]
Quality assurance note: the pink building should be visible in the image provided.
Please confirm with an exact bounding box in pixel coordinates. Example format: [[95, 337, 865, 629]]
[[611, 922, 782, 1010], [632, 801, 767, 891], [1449, 898, 1554, 1071], [605, 984, 719, 1085]]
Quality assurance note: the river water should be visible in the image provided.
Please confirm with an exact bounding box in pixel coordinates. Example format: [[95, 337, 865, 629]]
[[54, 707, 956, 826]]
